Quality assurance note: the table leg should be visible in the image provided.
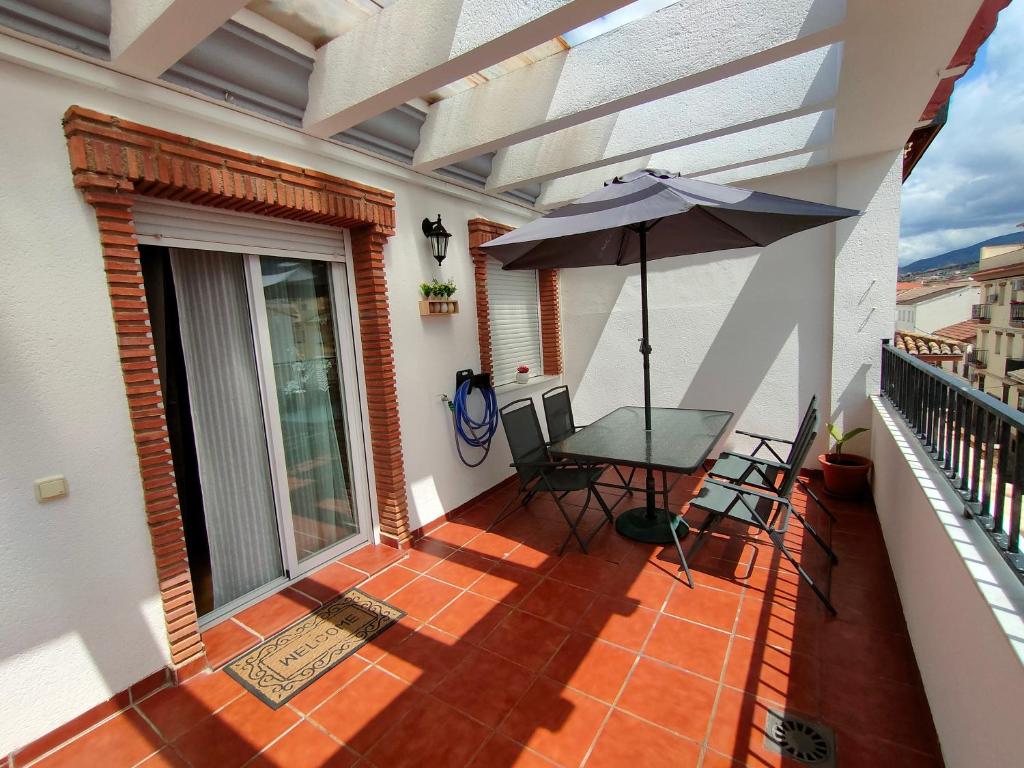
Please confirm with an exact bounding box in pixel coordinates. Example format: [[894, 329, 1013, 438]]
[[614, 466, 689, 544]]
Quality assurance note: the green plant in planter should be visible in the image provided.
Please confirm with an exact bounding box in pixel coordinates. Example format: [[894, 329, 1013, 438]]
[[827, 423, 869, 462], [442, 279, 457, 298], [420, 282, 434, 299]]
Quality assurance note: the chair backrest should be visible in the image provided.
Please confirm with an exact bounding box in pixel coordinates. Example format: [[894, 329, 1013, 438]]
[[541, 385, 576, 443], [500, 398, 550, 483], [777, 409, 819, 499], [784, 395, 818, 464]]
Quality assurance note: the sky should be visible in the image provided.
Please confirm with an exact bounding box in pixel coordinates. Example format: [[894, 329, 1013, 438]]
[[563, 0, 676, 46], [898, 1, 1024, 266]]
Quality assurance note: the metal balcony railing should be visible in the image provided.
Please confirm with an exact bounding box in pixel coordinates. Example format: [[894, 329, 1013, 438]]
[[973, 303, 992, 322], [968, 349, 988, 368], [881, 342, 1024, 580], [1011, 302, 1024, 327]]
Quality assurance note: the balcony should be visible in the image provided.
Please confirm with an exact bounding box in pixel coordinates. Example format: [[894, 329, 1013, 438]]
[[968, 348, 988, 368], [1006, 357, 1024, 376], [1011, 302, 1024, 327], [12, 473, 943, 767], [972, 303, 992, 323]]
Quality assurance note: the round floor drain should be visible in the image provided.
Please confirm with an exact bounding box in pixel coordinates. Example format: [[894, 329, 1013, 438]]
[[764, 710, 835, 766]]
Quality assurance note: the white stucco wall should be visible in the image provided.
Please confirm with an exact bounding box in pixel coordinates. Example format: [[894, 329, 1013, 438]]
[[870, 396, 1024, 768], [910, 286, 980, 334], [0, 50, 536, 753]]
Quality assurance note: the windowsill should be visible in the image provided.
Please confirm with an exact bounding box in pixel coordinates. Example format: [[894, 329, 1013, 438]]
[[494, 374, 560, 397]]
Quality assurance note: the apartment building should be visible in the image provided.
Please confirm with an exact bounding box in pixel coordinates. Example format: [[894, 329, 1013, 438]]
[[968, 247, 1024, 405]]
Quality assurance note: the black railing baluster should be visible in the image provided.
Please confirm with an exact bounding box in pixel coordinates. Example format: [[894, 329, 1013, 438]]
[[981, 410, 996, 518], [880, 344, 1024, 582], [994, 420, 1010, 534], [950, 397, 958, 481], [960, 399, 973, 491], [1009, 430, 1023, 555], [969, 403, 985, 503]]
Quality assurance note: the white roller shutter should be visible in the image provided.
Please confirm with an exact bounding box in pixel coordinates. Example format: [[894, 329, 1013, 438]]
[[132, 198, 346, 258], [487, 257, 542, 386]]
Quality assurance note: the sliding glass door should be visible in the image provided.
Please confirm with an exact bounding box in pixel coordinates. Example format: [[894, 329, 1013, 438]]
[[151, 244, 369, 625], [247, 253, 370, 580], [260, 258, 359, 562]]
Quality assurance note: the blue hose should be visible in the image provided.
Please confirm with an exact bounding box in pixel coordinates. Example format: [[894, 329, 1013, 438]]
[[452, 379, 499, 467]]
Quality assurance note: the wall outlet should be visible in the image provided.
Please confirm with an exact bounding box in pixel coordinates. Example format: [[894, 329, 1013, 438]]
[[34, 475, 68, 502]]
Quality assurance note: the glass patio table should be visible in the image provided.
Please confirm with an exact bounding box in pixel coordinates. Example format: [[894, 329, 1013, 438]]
[[549, 406, 733, 546]]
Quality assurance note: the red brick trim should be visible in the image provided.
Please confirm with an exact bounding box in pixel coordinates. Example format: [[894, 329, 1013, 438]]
[[62, 106, 411, 670], [538, 268, 562, 375], [467, 218, 562, 378]]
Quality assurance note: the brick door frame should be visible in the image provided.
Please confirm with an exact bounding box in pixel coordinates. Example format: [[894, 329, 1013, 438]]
[[62, 106, 411, 672]]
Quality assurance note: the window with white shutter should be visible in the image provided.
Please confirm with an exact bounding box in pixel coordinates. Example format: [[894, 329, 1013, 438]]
[[486, 257, 542, 385]]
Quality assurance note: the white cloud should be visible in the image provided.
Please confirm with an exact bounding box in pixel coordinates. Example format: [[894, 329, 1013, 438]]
[[898, 2, 1024, 265]]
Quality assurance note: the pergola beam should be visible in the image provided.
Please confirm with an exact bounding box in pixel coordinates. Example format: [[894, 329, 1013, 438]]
[[535, 110, 836, 208], [109, 0, 248, 78], [303, 0, 634, 139], [696, 149, 833, 186], [413, 0, 846, 170], [486, 45, 840, 193]]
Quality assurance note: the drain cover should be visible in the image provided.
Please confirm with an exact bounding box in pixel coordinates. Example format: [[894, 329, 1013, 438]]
[[764, 710, 836, 766]]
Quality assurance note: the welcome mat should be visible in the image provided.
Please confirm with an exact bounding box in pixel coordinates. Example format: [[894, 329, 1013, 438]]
[[225, 588, 403, 708]]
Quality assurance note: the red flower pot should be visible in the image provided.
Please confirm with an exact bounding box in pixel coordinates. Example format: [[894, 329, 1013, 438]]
[[818, 453, 872, 498]]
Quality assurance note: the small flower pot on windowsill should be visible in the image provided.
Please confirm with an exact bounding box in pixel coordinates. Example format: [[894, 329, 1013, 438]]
[[818, 453, 872, 498], [515, 372, 530, 384]]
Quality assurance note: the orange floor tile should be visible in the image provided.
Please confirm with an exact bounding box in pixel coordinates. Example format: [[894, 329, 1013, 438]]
[[19, 474, 942, 768]]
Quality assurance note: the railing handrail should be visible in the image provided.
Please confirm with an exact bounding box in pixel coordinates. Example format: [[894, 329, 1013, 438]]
[[884, 343, 1024, 427]]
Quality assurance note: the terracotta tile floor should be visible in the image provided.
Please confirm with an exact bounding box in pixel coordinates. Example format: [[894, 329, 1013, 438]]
[[22, 472, 943, 768]]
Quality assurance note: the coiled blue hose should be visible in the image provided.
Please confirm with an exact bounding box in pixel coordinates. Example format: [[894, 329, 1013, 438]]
[[452, 379, 499, 467]]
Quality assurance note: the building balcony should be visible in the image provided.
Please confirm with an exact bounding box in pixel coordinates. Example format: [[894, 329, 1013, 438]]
[[968, 348, 988, 368], [12, 472, 943, 767], [1011, 302, 1024, 327], [972, 303, 992, 323], [1006, 357, 1024, 376]]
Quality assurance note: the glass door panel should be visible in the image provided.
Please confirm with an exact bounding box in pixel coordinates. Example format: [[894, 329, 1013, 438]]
[[260, 257, 359, 562]]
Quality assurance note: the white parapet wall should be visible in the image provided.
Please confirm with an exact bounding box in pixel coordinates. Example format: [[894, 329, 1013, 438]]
[[870, 395, 1024, 768]]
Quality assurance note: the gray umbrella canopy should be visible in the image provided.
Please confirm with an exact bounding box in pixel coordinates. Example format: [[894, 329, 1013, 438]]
[[481, 169, 859, 269], [479, 169, 859, 542]]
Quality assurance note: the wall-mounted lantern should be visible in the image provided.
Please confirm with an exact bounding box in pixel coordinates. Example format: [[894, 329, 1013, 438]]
[[422, 214, 452, 266]]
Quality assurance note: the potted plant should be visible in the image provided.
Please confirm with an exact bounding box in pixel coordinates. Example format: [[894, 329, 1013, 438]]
[[515, 365, 530, 384], [419, 282, 434, 300], [818, 423, 872, 497], [428, 279, 449, 312]]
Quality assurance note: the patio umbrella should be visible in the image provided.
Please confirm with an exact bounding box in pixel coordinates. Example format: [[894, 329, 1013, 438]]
[[481, 168, 859, 540]]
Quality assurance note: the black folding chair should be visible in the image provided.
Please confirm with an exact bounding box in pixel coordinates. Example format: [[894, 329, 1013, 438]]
[[708, 396, 837, 553], [708, 396, 818, 491], [541, 385, 636, 494], [489, 398, 615, 554], [686, 414, 837, 615]]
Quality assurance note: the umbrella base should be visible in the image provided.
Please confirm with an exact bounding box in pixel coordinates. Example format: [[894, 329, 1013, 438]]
[[615, 506, 689, 544]]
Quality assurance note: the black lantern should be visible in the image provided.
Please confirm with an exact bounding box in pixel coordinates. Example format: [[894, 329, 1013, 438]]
[[422, 214, 452, 266]]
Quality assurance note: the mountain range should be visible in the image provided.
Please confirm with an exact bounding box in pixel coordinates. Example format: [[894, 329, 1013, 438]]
[[899, 231, 1024, 276]]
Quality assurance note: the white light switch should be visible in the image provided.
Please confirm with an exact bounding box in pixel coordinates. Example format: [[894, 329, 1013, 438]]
[[35, 475, 68, 502]]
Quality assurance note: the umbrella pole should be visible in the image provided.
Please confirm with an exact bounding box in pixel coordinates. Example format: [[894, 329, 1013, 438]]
[[614, 222, 688, 550], [639, 224, 656, 518]]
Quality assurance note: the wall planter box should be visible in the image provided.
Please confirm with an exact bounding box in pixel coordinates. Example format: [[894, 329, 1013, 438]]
[[420, 299, 459, 316]]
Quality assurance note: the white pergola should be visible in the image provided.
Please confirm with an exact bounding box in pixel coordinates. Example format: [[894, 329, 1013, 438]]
[[67, 0, 989, 207]]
